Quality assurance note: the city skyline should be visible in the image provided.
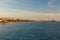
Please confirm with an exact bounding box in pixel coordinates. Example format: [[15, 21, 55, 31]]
[[0, 0, 60, 20]]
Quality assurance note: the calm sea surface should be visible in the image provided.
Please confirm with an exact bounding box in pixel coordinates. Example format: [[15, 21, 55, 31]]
[[0, 22, 60, 40]]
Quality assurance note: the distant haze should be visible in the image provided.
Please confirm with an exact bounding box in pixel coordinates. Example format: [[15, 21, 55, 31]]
[[0, 0, 60, 21]]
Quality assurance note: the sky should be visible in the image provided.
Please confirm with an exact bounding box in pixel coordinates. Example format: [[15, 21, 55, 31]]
[[0, 0, 60, 20]]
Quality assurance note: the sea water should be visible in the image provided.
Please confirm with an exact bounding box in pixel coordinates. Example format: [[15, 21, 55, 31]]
[[0, 22, 60, 40]]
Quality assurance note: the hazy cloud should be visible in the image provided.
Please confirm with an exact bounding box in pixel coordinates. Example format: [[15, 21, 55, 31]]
[[48, 0, 56, 8]]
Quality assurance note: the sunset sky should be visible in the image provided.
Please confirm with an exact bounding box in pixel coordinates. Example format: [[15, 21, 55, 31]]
[[0, 0, 60, 20]]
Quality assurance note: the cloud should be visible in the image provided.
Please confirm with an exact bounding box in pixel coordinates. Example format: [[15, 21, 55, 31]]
[[0, 8, 60, 20], [48, 0, 56, 8]]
